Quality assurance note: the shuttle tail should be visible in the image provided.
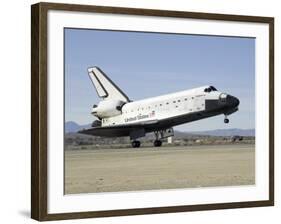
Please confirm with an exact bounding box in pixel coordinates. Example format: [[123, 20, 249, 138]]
[[88, 67, 130, 102]]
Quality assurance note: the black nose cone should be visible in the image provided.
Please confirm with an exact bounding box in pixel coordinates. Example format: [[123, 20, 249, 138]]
[[226, 95, 240, 108]]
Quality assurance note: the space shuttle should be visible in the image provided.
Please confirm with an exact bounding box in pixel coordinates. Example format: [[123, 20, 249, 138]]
[[79, 67, 240, 148]]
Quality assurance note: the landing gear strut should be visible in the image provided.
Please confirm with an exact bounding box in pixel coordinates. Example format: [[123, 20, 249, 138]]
[[153, 131, 163, 147], [131, 140, 141, 148]]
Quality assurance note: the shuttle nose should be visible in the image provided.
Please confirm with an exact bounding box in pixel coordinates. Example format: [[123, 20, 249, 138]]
[[226, 95, 240, 108], [219, 93, 239, 108]]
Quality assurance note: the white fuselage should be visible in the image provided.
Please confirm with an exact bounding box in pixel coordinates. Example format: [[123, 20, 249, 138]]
[[95, 86, 222, 127]]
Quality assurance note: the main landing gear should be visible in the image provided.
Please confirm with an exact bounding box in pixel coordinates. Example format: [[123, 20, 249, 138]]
[[132, 139, 162, 148], [130, 128, 174, 148], [153, 129, 173, 147], [131, 140, 141, 148], [154, 140, 162, 147]]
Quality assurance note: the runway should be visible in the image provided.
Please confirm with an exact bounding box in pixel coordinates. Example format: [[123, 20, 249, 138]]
[[64, 144, 255, 194]]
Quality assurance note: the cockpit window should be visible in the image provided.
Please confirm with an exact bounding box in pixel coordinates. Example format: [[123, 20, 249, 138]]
[[204, 87, 211, 93], [210, 86, 217, 91], [204, 86, 217, 93]]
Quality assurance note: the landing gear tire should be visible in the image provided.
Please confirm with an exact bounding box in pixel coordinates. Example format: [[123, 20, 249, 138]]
[[154, 140, 162, 147], [132, 140, 141, 148], [224, 118, 229, 124]]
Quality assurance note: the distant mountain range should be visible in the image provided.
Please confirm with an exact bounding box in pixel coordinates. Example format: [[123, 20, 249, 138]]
[[188, 128, 255, 137], [65, 121, 91, 133], [65, 121, 255, 137]]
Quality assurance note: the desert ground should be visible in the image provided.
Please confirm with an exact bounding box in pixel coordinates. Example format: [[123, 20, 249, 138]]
[[64, 144, 255, 194]]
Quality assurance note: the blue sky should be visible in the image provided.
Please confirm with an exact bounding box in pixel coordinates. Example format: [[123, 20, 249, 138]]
[[64, 28, 255, 132]]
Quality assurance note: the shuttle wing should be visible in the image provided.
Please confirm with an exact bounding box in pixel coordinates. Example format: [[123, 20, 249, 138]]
[[88, 67, 130, 102], [78, 120, 159, 137]]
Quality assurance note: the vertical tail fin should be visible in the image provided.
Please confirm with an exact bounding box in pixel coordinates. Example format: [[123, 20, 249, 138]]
[[88, 67, 130, 102]]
